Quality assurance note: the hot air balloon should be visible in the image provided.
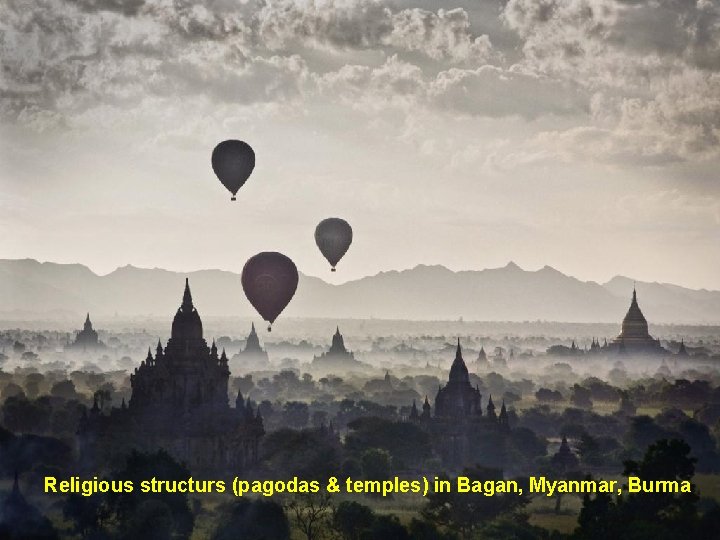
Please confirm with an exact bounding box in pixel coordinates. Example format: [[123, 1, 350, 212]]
[[314, 218, 353, 271], [241, 252, 298, 331], [211, 140, 256, 200]]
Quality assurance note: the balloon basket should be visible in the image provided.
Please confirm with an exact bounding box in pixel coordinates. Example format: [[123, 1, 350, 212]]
[[267, 325, 272, 332], [231, 196, 236, 201], [331, 268, 336, 272]]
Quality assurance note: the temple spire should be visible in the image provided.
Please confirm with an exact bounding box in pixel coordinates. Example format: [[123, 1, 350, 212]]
[[182, 278, 193, 311], [448, 338, 469, 383], [421, 395, 431, 419]]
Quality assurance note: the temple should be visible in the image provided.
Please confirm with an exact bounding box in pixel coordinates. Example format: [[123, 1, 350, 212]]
[[67, 313, 104, 351], [409, 340, 509, 468], [0, 472, 56, 538], [231, 323, 270, 371], [311, 327, 362, 371], [79, 279, 264, 472], [476, 345, 488, 367], [434, 340, 483, 417], [610, 288, 667, 355]]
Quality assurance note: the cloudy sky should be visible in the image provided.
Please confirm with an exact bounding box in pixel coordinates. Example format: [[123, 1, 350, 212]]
[[1, 0, 719, 289]]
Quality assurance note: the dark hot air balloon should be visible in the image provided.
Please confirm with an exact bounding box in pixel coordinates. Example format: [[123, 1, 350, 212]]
[[241, 252, 298, 331], [315, 218, 353, 271], [211, 140, 256, 200]]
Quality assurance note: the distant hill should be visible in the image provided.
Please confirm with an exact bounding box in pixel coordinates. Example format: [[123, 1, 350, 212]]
[[2, 259, 719, 324]]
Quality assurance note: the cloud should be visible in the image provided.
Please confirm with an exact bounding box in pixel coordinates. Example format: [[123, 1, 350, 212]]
[[254, 1, 496, 62], [67, 0, 146, 17], [501, 0, 720, 160], [2, 0, 720, 170], [429, 65, 586, 119]]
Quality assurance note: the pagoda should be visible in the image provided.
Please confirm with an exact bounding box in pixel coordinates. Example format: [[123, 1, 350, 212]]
[[610, 288, 666, 355]]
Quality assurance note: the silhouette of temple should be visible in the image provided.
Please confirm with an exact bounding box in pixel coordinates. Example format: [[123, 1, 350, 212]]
[[547, 288, 674, 358], [231, 323, 270, 371], [0, 472, 57, 539], [409, 340, 509, 468], [476, 346, 488, 367], [311, 327, 362, 371], [79, 279, 264, 472], [67, 313, 104, 351], [609, 288, 667, 355], [551, 436, 579, 471]]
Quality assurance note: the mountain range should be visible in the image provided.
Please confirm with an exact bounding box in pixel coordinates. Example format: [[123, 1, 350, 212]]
[[1, 259, 719, 324]]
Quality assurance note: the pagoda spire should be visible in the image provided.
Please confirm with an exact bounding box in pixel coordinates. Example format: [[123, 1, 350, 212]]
[[487, 394, 497, 419], [7, 469, 25, 506], [410, 399, 419, 420], [448, 338, 469, 383], [421, 395, 431, 419], [499, 400, 509, 429], [182, 278, 193, 311]]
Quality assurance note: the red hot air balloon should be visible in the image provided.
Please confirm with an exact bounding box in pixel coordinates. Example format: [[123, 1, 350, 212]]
[[315, 218, 353, 271], [241, 252, 298, 331], [211, 140, 256, 201]]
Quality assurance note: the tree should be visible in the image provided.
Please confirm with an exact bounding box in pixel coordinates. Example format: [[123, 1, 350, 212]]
[[107, 450, 194, 540], [212, 499, 289, 540], [360, 448, 391, 481], [24, 373, 45, 399], [535, 388, 563, 403], [361, 514, 409, 540], [286, 492, 332, 540], [50, 380, 79, 400], [63, 493, 109, 538], [423, 467, 529, 539], [282, 401, 310, 428], [2, 395, 51, 434], [570, 385, 592, 409], [407, 518, 458, 540], [345, 417, 431, 469], [93, 386, 113, 411], [332, 501, 375, 540], [574, 439, 717, 540], [262, 429, 341, 479]]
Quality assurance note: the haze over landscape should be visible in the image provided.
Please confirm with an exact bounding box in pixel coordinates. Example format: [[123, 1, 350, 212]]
[[3, 258, 719, 324], [2, 0, 720, 290], [3, 1, 720, 539]]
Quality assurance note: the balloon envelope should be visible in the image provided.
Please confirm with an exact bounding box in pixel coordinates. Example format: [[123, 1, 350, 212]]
[[315, 218, 353, 271], [241, 252, 298, 328], [211, 140, 255, 200]]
